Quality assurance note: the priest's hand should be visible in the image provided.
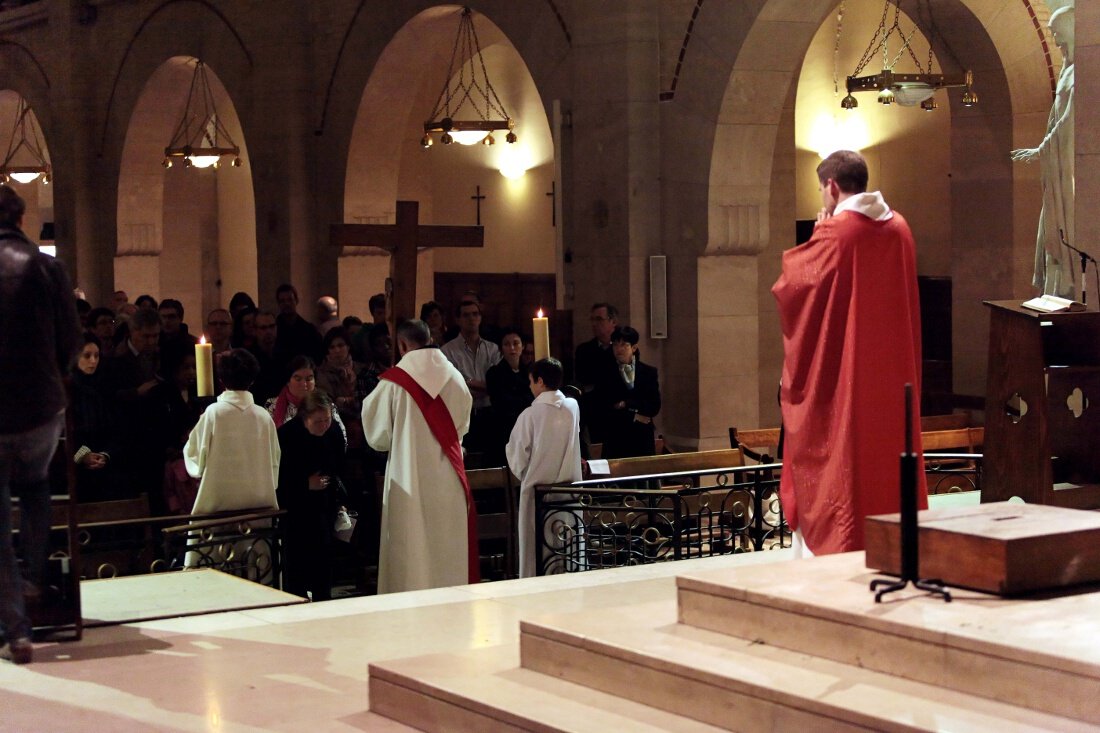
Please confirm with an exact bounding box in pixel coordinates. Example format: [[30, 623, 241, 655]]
[[308, 473, 330, 491], [815, 207, 831, 226]]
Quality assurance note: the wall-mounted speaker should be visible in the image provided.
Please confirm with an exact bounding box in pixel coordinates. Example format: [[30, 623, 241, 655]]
[[649, 255, 668, 339]]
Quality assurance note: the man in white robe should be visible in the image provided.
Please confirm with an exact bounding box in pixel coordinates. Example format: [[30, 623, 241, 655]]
[[506, 358, 583, 578], [183, 349, 280, 574], [361, 319, 474, 594]]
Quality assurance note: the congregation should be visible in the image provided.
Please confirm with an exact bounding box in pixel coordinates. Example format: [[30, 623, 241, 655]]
[[66, 281, 664, 600]]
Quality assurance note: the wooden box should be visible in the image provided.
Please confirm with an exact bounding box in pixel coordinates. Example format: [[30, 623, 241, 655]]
[[865, 502, 1100, 595]]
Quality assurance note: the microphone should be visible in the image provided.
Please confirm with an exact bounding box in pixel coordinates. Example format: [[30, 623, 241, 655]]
[[1060, 229, 1095, 306]]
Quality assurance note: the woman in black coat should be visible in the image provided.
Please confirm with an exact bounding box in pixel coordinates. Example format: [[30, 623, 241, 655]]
[[485, 328, 533, 467], [597, 327, 661, 459], [277, 390, 347, 601], [70, 334, 121, 502]]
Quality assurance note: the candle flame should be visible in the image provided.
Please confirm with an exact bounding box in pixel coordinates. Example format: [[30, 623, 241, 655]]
[[199, 335, 207, 345], [537, 309, 544, 318]]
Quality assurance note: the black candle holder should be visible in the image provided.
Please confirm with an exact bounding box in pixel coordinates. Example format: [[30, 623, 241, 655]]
[[869, 383, 952, 603]]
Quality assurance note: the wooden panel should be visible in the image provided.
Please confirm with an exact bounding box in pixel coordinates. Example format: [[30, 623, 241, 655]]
[[865, 502, 1100, 594], [983, 302, 1100, 508], [433, 272, 570, 366]]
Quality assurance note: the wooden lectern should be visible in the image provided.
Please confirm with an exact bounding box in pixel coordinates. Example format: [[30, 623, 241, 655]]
[[983, 301, 1100, 508]]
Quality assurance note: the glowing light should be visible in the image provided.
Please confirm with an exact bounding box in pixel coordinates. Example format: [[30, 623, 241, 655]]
[[537, 308, 544, 318], [188, 155, 221, 168], [450, 130, 490, 145], [9, 171, 41, 184], [808, 112, 870, 159], [199, 334, 207, 345], [497, 146, 528, 179]]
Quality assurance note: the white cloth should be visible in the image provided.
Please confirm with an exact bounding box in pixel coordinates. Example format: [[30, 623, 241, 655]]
[[185, 391, 280, 513], [834, 190, 893, 221], [182, 390, 281, 570], [361, 347, 472, 594], [506, 390, 583, 578], [440, 335, 500, 408]]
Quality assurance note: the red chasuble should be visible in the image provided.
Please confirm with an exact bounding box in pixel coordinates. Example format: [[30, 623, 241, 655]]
[[380, 366, 480, 585], [771, 206, 927, 554]]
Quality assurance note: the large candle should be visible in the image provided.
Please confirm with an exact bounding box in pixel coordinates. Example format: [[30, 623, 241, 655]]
[[533, 309, 550, 361], [195, 336, 214, 397]]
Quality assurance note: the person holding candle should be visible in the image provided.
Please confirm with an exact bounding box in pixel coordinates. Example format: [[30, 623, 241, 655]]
[[486, 329, 533, 467], [506, 357, 583, 577], [183, 349, 281, 572]]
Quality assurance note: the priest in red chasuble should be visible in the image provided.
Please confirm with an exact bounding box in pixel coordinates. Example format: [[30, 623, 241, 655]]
[[361, 319, 478, 593], [772, 150, 926, 556]]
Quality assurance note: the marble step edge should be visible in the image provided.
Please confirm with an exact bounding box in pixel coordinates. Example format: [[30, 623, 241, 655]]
[[368, 645, 728, 733], [518, 602, 1095, 733], [676, 570, 1100, 680], [676, 576, 1099, 725]]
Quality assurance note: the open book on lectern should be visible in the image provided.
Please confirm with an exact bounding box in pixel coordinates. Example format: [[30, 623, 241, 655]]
[[1020, 294, 1086, 313]]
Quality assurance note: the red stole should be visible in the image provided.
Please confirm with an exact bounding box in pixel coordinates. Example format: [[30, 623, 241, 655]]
[[380, 366, 480, 584]]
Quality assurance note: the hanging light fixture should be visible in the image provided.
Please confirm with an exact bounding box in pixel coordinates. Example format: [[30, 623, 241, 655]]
[[163, 59, 242, 169], [421, 6, 516, 149], [838, 0, 976, 111], [0, 97, 51, 185]]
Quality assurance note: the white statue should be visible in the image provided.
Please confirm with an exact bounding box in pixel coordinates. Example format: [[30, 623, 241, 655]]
[[1012, 2, 1075, 297]]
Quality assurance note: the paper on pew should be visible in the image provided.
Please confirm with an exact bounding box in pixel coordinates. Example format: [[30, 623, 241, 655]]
[[587, 459, 610, 475]]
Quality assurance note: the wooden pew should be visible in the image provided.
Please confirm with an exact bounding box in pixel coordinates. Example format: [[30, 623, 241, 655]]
[[598, 449, 744, 480], [920, 411, 974, 432], [728, 428, 782, 464], [467, 466, 518, 580]]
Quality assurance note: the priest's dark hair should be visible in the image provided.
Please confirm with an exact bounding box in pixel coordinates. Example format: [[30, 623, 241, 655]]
[[531, 357, 564, 391], [816, 150, 868, 194], [219, 348, 260, 390], [396, 318, 430, 347]]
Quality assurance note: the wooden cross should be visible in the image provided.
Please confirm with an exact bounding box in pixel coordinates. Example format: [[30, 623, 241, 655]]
[[330, 200, 484, 331], [545, 181, 556, 226], [471, 185, 486, 225]]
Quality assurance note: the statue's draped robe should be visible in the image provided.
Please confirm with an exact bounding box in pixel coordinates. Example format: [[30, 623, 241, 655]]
[[1035, 62, 1076, 297]]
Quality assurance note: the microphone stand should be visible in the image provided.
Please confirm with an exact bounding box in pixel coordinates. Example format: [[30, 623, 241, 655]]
[[1061, 229, 1096, 306]]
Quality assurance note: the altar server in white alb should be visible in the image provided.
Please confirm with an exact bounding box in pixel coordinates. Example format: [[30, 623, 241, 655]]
[[183, 349, 280, 571], [361, 319, 477, 594], [507, 357, 583, 578]]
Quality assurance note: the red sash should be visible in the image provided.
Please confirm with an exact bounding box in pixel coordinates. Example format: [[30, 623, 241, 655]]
[[380, 366, 480, 584]]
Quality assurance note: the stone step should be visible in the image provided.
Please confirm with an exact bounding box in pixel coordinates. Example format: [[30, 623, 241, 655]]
[[520, 599, 1094, 732], [369, 644, 727, 733], [676, 552, 1100, 725]]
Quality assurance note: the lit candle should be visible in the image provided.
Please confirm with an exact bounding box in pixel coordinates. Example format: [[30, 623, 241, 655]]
[[533, 309, 550, 361], [195, 336, 214, 397]]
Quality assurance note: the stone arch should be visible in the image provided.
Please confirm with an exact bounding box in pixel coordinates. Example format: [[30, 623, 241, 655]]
[[328, 4, 562, 320], [115, 56, 256, 324], [85, 0, 257, 306], [660, 0, 1031, 446]]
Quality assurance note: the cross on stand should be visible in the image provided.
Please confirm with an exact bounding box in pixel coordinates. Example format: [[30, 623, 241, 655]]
[[331, 200, 483, 355], [471, 185, 486, 225]]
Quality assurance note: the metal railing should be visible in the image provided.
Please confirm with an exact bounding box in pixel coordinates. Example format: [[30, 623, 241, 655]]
[[534, 452, 985, 574], [534, 463, 786, 575]]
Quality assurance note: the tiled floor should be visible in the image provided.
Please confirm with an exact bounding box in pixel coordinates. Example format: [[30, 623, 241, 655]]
[[0, 551, 791, 732]]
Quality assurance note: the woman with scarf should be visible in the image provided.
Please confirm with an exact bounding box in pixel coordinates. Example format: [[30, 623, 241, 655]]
[[277, 390, 347, 600], [266, 356, 347, 442]]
